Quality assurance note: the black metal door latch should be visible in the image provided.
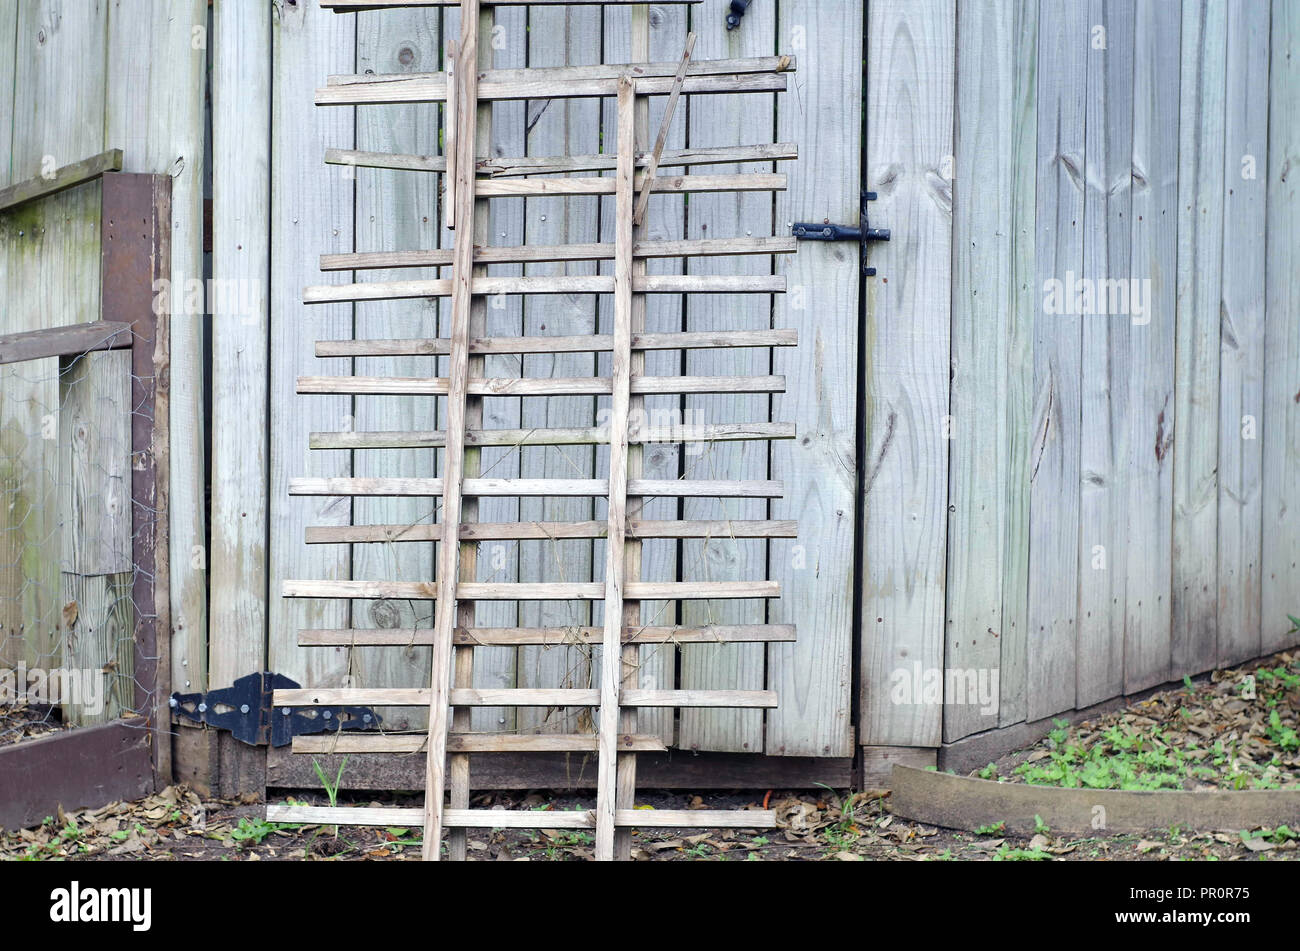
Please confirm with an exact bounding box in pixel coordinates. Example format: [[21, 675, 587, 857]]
[[792, 190, 890, 276], [726, 0, 751, 30], [170, 671, 382, 747]]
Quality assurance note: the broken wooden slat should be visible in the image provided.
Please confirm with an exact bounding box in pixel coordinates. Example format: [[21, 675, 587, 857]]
[[265, 804, 597, 830], [298, 624, 798, 647], [0, 321, 133, 365], [0, 148, 123, 213], [477, 172, 785, 197]]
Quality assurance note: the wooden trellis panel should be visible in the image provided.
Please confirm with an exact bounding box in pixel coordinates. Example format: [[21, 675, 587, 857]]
[[267, 0, 800, 861]]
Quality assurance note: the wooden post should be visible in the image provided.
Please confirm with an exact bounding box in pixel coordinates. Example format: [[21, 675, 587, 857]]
[[422, 0, 481, 862], [100, 171, 173, 787]]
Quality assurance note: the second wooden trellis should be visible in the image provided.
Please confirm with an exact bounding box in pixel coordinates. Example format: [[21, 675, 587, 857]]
[[268, 0, 799, 861]]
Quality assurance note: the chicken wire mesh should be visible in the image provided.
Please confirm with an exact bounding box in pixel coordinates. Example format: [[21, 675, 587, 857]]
[[0, 330, 158, 746]]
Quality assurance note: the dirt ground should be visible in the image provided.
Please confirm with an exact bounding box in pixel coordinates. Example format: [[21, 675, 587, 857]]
[[2, 782, 1296, 862], [4, 649, 1299, 862]]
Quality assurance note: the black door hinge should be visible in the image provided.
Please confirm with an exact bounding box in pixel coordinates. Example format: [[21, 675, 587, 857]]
[[170, 671, 382, 747], [792, 190, 890, 276], [726, 0, 751, 30]]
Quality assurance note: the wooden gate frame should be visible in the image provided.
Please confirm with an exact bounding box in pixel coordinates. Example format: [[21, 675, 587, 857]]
[[0, 168, 172, 829]]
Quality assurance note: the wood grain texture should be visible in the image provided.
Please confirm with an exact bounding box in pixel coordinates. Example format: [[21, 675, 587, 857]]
[[860, 0, 954, 746], [268, 0, 356, 694], [2, 0, 108, 671], [675, 0, 773, 756], [1025, 1, 1085, 723], [210, 0, 272, 689], [1262, 0, 1300, 655], [105, 0, 209, 698], [1123, 0, 1179, 694], [944, 0, 1029, 740], [514, 3, 603, 736], [1172, 0, 1226, 676], [350, 4, 441, 732], [1076, 0, 1134, 709], [996, 0, 1037, 728], [1216, 0, 1269, 668]]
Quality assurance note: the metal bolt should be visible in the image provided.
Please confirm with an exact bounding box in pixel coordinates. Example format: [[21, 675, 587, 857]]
[[240, 703, 250, 714], [198, 702, 207, 713], [168, 697, 178, 708], [323, 710, 332, 720], [282, 708, 291, 716]]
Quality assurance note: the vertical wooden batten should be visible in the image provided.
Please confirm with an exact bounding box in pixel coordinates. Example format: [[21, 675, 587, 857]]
[[210, 0, 273, 689]]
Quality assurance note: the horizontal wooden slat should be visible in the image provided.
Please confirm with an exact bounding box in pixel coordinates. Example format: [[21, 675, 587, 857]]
[[324, 54, 791, 89], [319, 237, 796, 271], [298, 374, 784, 397], [265, 803, 775, 830], [0, 149, 123, 213], [275, 687, 600, 707], [298, 624, 798, 647], [310, 422, 796, 451], [0, 321, 132, 365], [475, 173, 785, 198], [304, 274, 784, 305], [275, 686, 778, 708], [289, 477, 783, 498], [316, 328, 797, 355], [614, 809, 775, 828], [318, 72, 786, 106], [622, 690, 780, 708], [265, 804, 598, 830], [325, 0, 701, 9], [306, 518, 798, 543], [291, 732, 667, 753], [282, 580, 781, 601]]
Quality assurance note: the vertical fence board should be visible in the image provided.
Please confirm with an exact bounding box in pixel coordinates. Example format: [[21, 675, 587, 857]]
[[787, 0, 866, 754], [1172, 0, 1226, 676], [514, 6, 602, 734], [58, 349, 133, 725], [1076, 0, 1134, 709], [678, 0, 774, 754], [472, 3, 526, 734], [1, 0, 107, 672], [105, 0, 208, 695], [351, 6, 441, 732], [600, 2, 686, 745], [1262, 0, 1300, 654], [269, 0, 355, 688], [1123, 0, 1179, 694], [210, 0, 272, 689], [1025, 2, 1086, 723], [1216, 0, 1269, 668], [861, 0, 954, 747], [995, 0, 1037, 728], [945, 0, 1019, 740]]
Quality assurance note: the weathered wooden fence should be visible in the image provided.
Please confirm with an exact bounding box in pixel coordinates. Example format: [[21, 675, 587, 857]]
[[3, 0, 1298, 778], [863, 0, 1300, 759]]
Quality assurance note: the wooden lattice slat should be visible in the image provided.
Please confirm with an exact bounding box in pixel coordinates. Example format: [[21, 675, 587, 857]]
[[268, 0, 799, 861]]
